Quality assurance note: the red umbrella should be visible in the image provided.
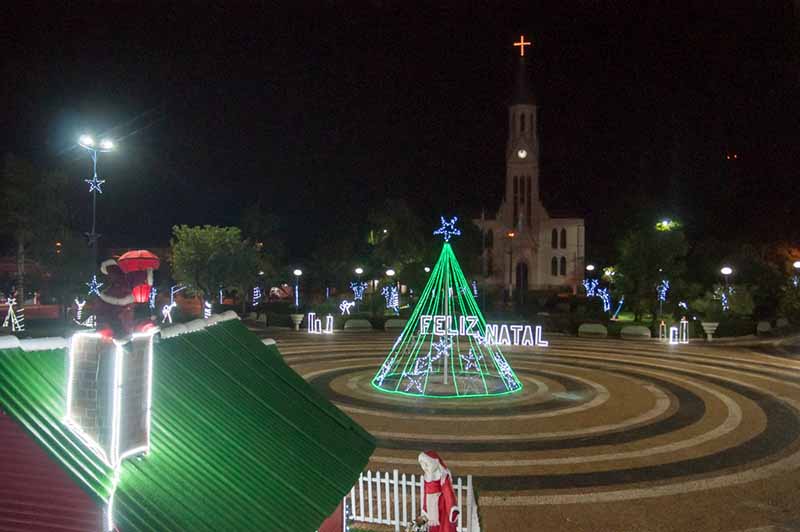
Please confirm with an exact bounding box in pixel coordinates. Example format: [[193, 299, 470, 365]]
[[117, 250, 160, 273]]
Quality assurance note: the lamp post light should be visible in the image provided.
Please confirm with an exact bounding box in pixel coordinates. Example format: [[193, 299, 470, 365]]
[[720, 266, 733, 289], [424, 266, 431, 273], [585, 264, 595, 276], [506, 231, 516, 303], [793, 261, 800, 288], [293, 269, 303, 309], [78, 134, 114, 271]]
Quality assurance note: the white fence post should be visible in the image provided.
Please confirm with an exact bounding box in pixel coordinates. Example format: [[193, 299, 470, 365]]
[[393, 469, 400, 532], [466, 475, 473, 532]]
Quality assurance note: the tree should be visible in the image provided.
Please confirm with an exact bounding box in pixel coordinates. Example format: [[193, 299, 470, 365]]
[[615, 223, 688, 321], [0, 154, 68, 303], [241, 201, 286, 281], [170, 225, 259, 311]]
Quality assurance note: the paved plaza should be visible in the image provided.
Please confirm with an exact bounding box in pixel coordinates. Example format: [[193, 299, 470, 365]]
[[262, 328, 800, 532]]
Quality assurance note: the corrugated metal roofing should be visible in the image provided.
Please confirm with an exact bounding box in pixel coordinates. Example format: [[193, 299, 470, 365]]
[[0, 410, 103, 531], [0, 319, 375, 531]]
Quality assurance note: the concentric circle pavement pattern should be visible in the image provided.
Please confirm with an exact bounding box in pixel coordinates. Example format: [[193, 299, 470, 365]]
[[261, 328, 800, 532]]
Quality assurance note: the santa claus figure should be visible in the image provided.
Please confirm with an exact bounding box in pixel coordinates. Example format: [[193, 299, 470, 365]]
[[94, 250, 160, 338], [418, 451, 459, 532]]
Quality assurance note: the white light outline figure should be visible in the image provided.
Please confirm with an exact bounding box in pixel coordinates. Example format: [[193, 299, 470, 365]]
[[433, 215, 461, 242], [339, 300, 355, 315], [203, 300, 212, 319], [2, 297, 25, 332]]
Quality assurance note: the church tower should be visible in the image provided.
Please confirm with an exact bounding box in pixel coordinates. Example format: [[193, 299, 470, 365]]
[[505, 36, 540, 230], [474, 35, 585, 296]]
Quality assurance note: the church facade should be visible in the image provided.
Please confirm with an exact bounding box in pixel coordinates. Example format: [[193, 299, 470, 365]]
[[474, 38, 585, 295]]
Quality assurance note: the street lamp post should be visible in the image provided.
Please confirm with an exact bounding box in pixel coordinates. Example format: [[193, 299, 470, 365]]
[[78, 135, 114, 271], [720, 266, 733, 312], [506, 231, 516, 304], [293, 269, 303, 309]]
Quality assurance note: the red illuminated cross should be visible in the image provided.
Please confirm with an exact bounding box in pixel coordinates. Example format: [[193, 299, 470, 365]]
[[513, 35, 532, 57]]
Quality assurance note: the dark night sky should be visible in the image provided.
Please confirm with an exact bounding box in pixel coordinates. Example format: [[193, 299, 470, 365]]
[[3, 1, 799, 262]]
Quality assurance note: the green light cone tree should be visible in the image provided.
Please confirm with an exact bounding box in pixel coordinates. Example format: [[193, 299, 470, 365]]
[[372, 217, 523, 398]]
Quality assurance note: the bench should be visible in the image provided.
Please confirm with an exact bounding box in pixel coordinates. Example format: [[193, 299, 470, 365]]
[[578, 323, 608, 338], [384, 319, 407, 330], [344, 319, 373, 330], [620, 325, 652, 339]]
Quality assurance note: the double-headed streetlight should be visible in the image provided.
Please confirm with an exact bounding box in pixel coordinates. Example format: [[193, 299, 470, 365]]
[[78, 134, 114, 269]]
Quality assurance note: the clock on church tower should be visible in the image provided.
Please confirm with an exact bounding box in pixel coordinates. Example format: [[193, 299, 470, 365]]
[[473, 34, 585, 295]]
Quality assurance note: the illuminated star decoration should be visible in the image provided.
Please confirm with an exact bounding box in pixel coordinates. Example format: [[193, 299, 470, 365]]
[[86, 275, 104, 296], [433, 216, 461, 242], [84, 176, 106, 194], [430, 337, 451, 362], [460, 349, 479, 372]]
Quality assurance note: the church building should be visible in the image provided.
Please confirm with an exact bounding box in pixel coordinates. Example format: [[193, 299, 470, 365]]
[[474, 36, 585, 295]]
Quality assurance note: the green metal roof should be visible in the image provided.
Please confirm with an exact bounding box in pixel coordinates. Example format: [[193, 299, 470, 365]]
[[0, 319, 375, 531]]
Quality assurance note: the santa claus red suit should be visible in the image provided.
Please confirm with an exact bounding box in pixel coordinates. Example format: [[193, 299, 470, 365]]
[[419, 451, 459, 532]]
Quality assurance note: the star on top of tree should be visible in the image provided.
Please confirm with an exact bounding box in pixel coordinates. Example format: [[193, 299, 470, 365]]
[[433, 216, 461, 242]]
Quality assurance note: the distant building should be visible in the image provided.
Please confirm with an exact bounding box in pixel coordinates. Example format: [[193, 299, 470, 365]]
[[475, 37, 585, 294]]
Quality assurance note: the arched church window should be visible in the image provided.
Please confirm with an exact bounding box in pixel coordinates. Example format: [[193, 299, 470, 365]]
[[551, 229, 558, 249], [551, 257, 558, 276], [560, 256, 567, 276], [487, 254, 494, 275], [485, 229, 493, 249], [520, 113, 526, 132], [560, 228, 567, 249], [513, 177, 519, 224]]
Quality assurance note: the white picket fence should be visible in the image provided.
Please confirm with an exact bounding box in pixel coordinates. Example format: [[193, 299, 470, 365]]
[[344, 469, 480, 532]]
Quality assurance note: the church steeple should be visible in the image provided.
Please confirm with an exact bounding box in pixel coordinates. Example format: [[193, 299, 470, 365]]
[[511, 35, 535, 105], [505, 34, 539, 229]]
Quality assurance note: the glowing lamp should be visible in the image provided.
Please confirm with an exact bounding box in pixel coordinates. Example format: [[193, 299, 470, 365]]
[[424, 266, 431, 273], [293, 269, 303, 277], [793, 261, 800, 270], [355, 267, 364, 275], [386, 269, 396, 277], [79, 134, 95, 148], [720, 266, 733, 276], [99, 139, 114, 150], [132, 284, 151, 304], [585, 264, 595, 272]]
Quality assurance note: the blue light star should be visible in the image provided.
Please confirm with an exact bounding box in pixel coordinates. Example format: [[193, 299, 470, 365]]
[[85, 176, 106, 194], [86, 275, 104, 296], [433, 216, 461, 242]]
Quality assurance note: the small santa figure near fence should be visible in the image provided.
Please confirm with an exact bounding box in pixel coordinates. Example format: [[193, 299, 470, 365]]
[[418, 451, 459, 532]]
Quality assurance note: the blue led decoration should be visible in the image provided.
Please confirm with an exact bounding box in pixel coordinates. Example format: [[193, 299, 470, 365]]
[[350, 281, 368, 301], [433, 216, 461, 242], [596, 288, 612, 313], [84, 176, 106, 194], [148, 287, 157, 309], [657, 280, 670, 302], [381, 285, 399, 314], [612, 295, 625, 319], [86, 275, 104, 296], [582, 279, 599, 297]]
